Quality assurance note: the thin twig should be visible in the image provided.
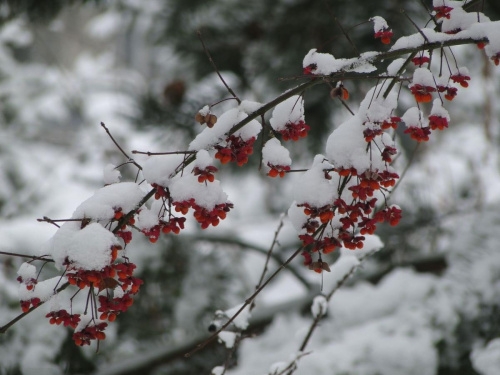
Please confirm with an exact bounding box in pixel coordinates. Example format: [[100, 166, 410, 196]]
[[37, 216, 86, 223], [400, 9, 430, 44], [197, 30, 241, 104], [0, 282, 70, 334], [0, 251, 54, 263], [251, 216, 286, 311], [131, 150, 196, 156], [285, 254, 370, 375], [191, 234, 311, 289], [101, 122, 143, 170], [322, 0, 359, 56], [185, 243, 306, 358], [337, 98, 355, 115], [386, 143, 421, 202]]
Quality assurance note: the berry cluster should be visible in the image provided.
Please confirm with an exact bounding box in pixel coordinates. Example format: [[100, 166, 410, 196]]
[[193, 165, 218, 183], [215, 135, 255, 166], [46, 310, 81, 329], [174, 199, 233, 229], [267, 163, 290, 178], [98, 293, 134, 322], [16, 274, 37, 291], [52, 253, 143, 345], [434, 6, 453, 19], [374, 29, 393, 45], [277, 121, 310, 141], [20, 297, 41, 312], [73, 322, 108, 346]]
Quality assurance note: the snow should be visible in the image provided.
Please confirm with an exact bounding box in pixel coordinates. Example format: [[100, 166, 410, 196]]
[[136, 207, 160, 230], [411, 67, 436, 87], [326, 116, 375, 171], [143, 154, 186, 187], [302, 49, 376, 75], [218, 331, 237, 348], [269, 95, 304, 132], [311, 295, 327, 318], [240, 100, 262, 114], [170, 174, 229, 210], [441, 8, 490, 34], [269, 361, 288, 374], [287, 201, 309, 234], [189, 105, 262, 151], [386, 58, 407, 76], [46, 222, 117, 270], [103, 164, 121, 184], [430, 99, 450, 120], [323, 252, 360, 291], [211, 366, 225, 375], [73, 182, 145, 220], [17, 263, 37, 280], [194, 149, 214, 170], [471, 339, 500, 375], [199, 105, 210, 117], [293, 156, 337, 208], [262, 138, 291, 169], [224, 303, 252, 330], [370, 16, 389, 32], [402, 107, 424, 128], [18, 276, 64, 303]]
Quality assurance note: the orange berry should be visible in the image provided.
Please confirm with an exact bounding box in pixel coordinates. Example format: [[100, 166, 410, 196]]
[[268, 169, 279, 178], [114, 212, 123, 220], [319, 211, 332, 223], [100, 313, 108, 320], [108, 313, 117, 322], [324, 244, 336, 254], [96, 332, 106, 340], [342, 87, 349, 100]]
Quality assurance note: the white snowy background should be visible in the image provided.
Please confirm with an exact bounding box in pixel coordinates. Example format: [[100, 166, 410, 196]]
[[0, 1, 500, 375]]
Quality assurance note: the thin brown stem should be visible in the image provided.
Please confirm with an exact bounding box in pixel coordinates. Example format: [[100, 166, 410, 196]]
[[0, 282, 70, 334], [251, 216, 286, 311], [185, 244, 306, 358], [400, 9, 429, 44], [101, 122, 143, 170], [0, 251, 54, 263], [197, 30, 241, 104], [131, 150, 196, 156]]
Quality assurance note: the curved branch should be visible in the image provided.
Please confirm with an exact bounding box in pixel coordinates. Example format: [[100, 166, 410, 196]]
[[0, 282, 70, 334]]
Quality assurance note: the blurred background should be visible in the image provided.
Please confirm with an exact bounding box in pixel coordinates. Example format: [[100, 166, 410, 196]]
[[1, 0, 500, 374]]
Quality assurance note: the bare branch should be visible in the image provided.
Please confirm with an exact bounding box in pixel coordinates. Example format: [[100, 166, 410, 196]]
[[101, 122, 143, 171], [197, 30, 241, 104], [0, 251, 54, 263], [0, 282, 70, 334]]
